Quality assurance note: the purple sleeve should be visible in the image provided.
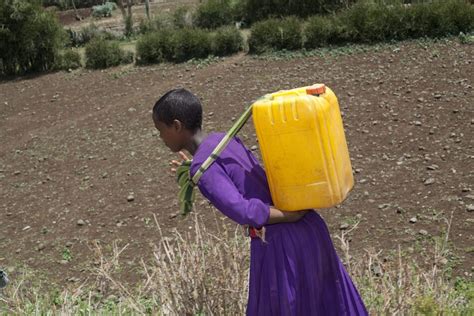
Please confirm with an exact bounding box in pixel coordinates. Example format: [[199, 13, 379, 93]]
[[197, 162, 270, 227]]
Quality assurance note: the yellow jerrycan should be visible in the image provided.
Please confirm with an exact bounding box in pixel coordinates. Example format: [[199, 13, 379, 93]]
[[252, 84, 354, 211]]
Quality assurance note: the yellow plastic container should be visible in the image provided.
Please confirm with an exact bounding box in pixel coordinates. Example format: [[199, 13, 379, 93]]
[[252, 84, 353, 211]]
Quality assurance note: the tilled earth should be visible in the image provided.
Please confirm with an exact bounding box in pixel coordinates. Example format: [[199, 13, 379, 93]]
[[0, 38, 473, 287]]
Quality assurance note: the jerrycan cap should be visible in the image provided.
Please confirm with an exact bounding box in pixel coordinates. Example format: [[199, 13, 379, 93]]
[[306, 84, 326, 95]]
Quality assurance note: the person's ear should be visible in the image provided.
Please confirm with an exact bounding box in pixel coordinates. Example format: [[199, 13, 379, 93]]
[[172, 119, 183, 132]]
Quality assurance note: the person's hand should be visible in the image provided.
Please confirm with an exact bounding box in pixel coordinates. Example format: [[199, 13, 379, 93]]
[[267, 207, 310, 225], [170, 151, 190, 174]]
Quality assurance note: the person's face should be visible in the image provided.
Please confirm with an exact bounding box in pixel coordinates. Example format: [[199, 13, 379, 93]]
[[153, 115, 185, 152]]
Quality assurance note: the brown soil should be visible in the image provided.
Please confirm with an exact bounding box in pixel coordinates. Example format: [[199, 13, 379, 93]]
[[0, 39, 473, 287]]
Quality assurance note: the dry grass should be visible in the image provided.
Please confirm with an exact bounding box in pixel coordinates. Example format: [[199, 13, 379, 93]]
[[1, 213, 472, 315]]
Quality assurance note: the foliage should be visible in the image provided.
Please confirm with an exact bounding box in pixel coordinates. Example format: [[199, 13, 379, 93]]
[[137, 25, 244, 64], [242, 0, 350, 23], [85, 38, 131, 69], [211, 26, 244, 56], [407, 0, 474, 38], [136, 30, 174, 64], [55, 49, 82, 70], [137, 12, 185, 35], [0, 0, 66, 76], [304, 15, 349, 48], [339, 0, 474, 43], [173, 6, 192, 29], [42, 0, 104, 10], [248, 17, 303, 53], [194, 0, 236, 29], [66, 24, 121, 47], [91, 1, 117, 18], [254, 0, 474, 52], [171, 28, 213, 62]]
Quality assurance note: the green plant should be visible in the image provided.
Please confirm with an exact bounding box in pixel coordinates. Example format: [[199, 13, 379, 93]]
[[194, 0, 234, 29], [304, 15, 349, 48], [173, 6, 192, 29], [121, 50, 134, 64], [248, 17, 303, 53], [409, 0, 474, 38], [339, 0, 474, 43], [56, 50, 82, 70], [243, 0, 348, 23], [458, 32, 474, 44], [278, 16, 303, 50], [42, 0, 104, 10], [136, 30, 174, 64], [66, 24, 121, 47], [0, 0, 66, 76], [61, 248, 73, 262], [171, 28, 212, 62], [211, 26, 243, 56], [85, 38, 128, 69], [92, 1, 117, 18]]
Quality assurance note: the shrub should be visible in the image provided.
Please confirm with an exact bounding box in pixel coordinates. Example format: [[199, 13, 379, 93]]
[[138, 13, 179, 34], [0, 1, 66, 76], [138, 18, 153, 34], [408, 0, 474, 38], [67, 24, 121, 47], [279, 16, 303, 50], [85, 38, 129, 69], [248, 17, 303, 53], [211, 26, 244, 56], [171, 28, 212, 62], [136, 30, 174, 64], [121, 50, 134, 64], [194, 0, 234, 29], [304, 15, 349, 48], [339, 0, 474, 43], [56, 50, 82, 70], [42, 0, 104, 10], [92, 2, 117, 18], [339, 1, 424, 43], [243, 0, 348, 23], [173, 6, 193, 29]]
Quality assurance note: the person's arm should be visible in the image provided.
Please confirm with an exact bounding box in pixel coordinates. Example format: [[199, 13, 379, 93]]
[[171, 152, 308, 226], [267, 207, 309, 225], [196, 161, 270, 227]]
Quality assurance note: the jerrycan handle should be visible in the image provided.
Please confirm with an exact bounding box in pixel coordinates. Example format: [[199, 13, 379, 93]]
[[269, 89, 303, 100]]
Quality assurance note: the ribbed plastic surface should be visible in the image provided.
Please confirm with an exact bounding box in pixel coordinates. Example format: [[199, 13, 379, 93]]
[[252, 84, 353, 210]]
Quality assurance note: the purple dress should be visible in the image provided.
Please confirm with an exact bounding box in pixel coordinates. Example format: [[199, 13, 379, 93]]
[[190, 133, 368, 316]]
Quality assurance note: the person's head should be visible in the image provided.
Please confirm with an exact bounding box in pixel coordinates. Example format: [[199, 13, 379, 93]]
[[152, 88, 203, 152]]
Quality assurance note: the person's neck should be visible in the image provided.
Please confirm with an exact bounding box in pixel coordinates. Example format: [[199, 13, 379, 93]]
[[185, 129, 207, 156]]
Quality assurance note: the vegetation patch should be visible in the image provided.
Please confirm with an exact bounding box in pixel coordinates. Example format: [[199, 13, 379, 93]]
[[85, 38, 133, 69], [0, 1, 66, 76], [248, 17, 303, 54], [56, 49, 82, 70]]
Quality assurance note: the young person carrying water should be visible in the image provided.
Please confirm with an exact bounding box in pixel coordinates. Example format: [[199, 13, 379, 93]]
[[152, 88, 368, 315]]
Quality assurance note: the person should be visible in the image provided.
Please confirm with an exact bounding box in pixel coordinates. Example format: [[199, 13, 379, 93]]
[[152, 88, 368, 315]]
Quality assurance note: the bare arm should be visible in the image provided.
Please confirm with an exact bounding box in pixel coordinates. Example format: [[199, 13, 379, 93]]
[[267, 207, 309, 225]]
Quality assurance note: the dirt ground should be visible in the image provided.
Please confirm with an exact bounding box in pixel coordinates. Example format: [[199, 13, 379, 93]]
[[0, 38, 473, 287]]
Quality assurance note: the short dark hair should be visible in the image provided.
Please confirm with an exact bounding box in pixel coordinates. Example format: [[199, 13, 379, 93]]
[[153, 88, 203, 131]]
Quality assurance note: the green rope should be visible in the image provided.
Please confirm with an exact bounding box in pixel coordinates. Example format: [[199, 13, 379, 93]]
[[177, 104, 255, 215]]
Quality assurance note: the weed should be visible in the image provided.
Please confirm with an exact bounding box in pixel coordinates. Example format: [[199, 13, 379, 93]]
[[61, 248, 73, 262]]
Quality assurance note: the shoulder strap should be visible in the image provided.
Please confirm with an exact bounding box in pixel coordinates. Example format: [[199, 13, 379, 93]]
[[191, 104, 253, 185]]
